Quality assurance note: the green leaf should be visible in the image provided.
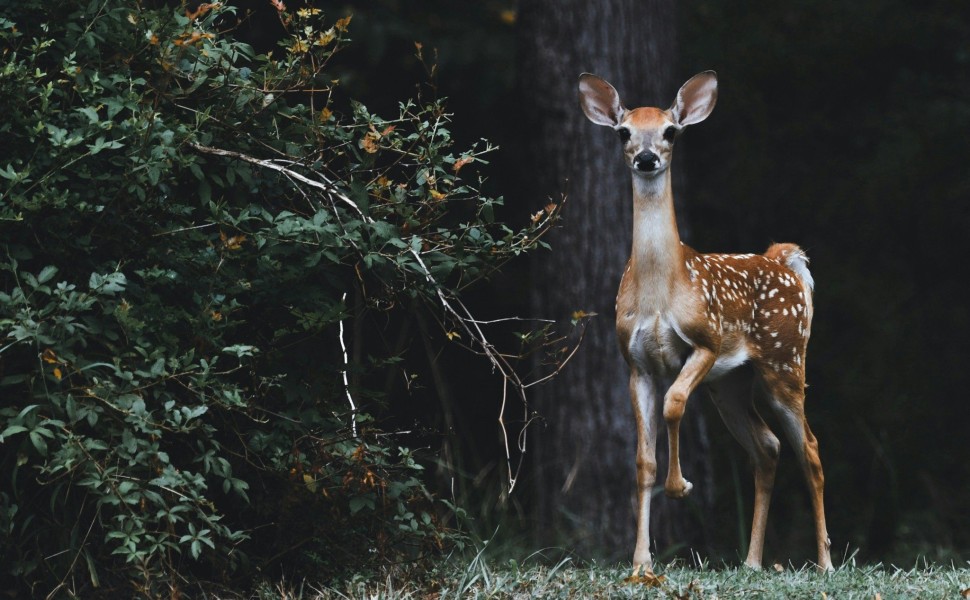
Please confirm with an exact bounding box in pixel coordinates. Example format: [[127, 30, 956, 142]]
[[1, 425, 28, 439], [83, 549, 100, 588], [130, 397, 146, 417], [29, 430, 48, 455], [37, 265, 58, 284], [149, 358, 166, 377], [349, 494, 375, 515], [87, 136, 123, 155], [88, 271, 127, 295], [77, 106, 100, 123]]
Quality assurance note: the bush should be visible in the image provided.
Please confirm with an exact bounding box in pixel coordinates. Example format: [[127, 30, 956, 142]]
[[0, 2, 556, 596]]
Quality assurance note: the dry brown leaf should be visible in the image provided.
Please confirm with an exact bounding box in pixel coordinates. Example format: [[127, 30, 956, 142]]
[[315, 29, 336, 47], [623, 572, 666, 587], [288, 38, 309, 54], [359, 126, 382, 153], [360, 125, 393, 154], [220, 231, 246, 250], [334, 14, 353, 32], [185, 2, 220, 21], [452, 156, 473, 173]]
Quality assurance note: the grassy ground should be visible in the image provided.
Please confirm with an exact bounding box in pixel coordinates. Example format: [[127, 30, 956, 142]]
[[256, 556, 969, 599]]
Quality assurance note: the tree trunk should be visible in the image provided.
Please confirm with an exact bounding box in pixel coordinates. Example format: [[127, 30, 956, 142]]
[[517, 0, 714, 562]]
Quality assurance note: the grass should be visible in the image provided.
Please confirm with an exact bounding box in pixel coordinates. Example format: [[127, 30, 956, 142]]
[[252, 554, 969, 599]]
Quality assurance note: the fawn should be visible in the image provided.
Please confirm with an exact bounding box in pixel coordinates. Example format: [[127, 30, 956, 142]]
[[578, 71, 833, 577]]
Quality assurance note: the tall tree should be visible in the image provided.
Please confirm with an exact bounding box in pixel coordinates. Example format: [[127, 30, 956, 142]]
[[516, 0, 714, 560]]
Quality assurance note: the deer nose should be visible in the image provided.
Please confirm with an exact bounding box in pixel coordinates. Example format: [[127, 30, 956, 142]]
[[633, 151, 660, 172]]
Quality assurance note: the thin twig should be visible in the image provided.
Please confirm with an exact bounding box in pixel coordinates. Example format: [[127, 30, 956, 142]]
[[461, 316, 556, 325], [522, 322, 589, 389], [338, 292, 358, 437], [151, 222, 218, 237]]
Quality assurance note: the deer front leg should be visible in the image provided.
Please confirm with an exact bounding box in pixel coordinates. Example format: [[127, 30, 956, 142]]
[[629, 370, 660, 578], [663, 347, 716, 498]]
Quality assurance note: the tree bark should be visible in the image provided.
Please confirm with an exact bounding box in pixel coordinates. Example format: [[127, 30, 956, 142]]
[[517, 0, 714, 561]]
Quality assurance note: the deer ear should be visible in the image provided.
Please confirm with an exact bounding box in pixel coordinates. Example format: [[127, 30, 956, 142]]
[[671, 71, 717, 126], [579, 73, 625, 127]]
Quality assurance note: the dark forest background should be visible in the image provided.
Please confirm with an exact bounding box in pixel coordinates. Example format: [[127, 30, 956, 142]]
[[314, 0, 970, 567]]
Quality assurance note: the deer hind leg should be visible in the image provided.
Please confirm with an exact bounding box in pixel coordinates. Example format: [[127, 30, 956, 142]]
[[763, 377, 835, 572], [629, 370, 660, 577], [663, 347, 716, 499], [709, 368, 780, 570]]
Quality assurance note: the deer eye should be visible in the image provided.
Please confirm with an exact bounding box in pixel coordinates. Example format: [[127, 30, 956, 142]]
[[616, 127, 631, 143], [663, 126, 678, 142]]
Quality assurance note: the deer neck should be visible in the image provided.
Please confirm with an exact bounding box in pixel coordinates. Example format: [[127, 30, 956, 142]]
[[627, 171, 687, 308]]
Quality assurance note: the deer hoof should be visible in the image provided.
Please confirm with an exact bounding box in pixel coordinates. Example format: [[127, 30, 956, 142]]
[[664, 477, 693, 498]]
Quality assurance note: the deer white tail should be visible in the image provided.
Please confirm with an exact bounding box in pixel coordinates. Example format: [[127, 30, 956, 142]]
[[765, 242, 814, 321]]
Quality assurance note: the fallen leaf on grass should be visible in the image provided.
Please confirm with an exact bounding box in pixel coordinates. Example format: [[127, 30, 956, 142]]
[[623, 572, 665, 587]]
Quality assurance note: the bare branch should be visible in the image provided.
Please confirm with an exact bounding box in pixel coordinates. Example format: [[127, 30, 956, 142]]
[[187, 142, 370, 222]]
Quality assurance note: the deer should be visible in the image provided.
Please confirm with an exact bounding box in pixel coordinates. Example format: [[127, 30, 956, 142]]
[[578, 71, 834, 579]]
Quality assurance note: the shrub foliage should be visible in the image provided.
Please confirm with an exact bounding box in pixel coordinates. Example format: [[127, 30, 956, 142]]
[[0, 2, 556, 595]]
